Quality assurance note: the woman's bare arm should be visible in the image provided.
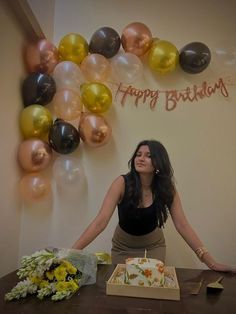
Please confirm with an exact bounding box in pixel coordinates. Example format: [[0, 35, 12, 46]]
[[72, 176, 124, 250], [170, 191, 236, 272]]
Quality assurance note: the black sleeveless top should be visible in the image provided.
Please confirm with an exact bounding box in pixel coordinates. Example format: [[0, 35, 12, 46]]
[[118, 175, 158, 235]]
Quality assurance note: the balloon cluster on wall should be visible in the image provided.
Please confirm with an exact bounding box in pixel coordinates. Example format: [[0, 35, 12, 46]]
[[17, 22, 211, 201]]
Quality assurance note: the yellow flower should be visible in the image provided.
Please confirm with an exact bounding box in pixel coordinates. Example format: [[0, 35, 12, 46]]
[[56, 281, 68, 292], [61, 260, 77, 275], [54, 265, 67, 281], [67, 280, 79, 292], [39, 280, 50, 288], [45, 270, 54, 280], [74, 278, 80, 285], [30, 276, 42, 285]]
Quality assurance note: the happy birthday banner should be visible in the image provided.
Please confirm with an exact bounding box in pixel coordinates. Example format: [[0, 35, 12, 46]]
[[114, 77, 229, 111]]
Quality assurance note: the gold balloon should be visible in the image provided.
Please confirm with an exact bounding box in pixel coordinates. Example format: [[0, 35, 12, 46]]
[[79, 113, 112, 147], [148, 40, 179, 74], [18, 139, 53, 172], [19, 105, 53, 139], [58, 33, 89, 65], [80, 82, 112, 113]]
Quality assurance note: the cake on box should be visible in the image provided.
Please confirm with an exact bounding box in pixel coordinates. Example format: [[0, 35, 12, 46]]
[[124, 257, 165, 287]]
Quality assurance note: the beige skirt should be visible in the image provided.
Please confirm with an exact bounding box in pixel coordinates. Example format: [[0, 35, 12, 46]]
[[111, 224, 166, 264]]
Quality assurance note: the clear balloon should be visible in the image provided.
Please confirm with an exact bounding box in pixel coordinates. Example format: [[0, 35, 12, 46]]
[[80, 54, 111, 82], [18, 139, 52, 172], [52, 61, 84, 93], [79, 113, 112, 147], [19, 105, 53, 139], [58, 33, 89, 65], [148, 40, 179, 74], [52, 89, 82, 121], [53, 156, 85, 189], [111, 52, 143, 83], [121, 22, 152, 56], [212, 41, 236, 68], [22, 73, 56, 107], [80, 82, 112, 113], [19, 173, 51, 202], [48, 119, 80, 154], [89, 27, 120, 58], [24, 39, 59, 74], [179, 42, 211, 74]]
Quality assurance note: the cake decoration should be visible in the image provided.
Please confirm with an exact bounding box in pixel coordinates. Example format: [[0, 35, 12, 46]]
[[124, 257, 165, 287]]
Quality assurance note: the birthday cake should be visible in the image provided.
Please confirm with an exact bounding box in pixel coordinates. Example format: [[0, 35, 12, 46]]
[[124, 257, 165, 287]]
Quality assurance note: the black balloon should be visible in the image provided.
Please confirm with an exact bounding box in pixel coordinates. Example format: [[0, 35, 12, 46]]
[[48, 119, 80, 154], [89, 27, 121, 58], [179, 42, 211, 74], [22, 72, 56, 106]]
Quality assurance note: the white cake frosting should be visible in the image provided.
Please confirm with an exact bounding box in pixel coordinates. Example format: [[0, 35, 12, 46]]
[[124, 257, 165, 287]]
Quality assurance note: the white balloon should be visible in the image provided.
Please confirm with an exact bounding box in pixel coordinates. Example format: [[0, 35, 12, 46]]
[[52, 89, 82, 121], [111, 52, 143, 83], [211, 40, 236, 73], [20, 173, 51, 202], [53, 156, 85, 189], [52, 61, 84, 93], [81, 53, 111, 82]]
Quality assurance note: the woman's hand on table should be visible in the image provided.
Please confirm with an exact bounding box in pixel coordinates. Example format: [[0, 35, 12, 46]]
[[210, 262, 236, 273]]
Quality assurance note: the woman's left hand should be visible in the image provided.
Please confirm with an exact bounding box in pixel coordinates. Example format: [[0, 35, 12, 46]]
[[210, 262, 236, 273]]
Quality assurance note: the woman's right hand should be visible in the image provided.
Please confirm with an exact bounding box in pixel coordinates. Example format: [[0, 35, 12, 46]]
[[210, 262, 236, 273]]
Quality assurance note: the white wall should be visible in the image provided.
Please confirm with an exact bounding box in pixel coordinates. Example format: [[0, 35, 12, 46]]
[[0, 1, 25, 277], [27, 0, 55, 40], [4, 0, 236, 274], [52, 0, 236, 268]]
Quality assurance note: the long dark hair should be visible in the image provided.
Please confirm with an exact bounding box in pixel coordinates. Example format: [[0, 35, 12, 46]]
[[126, 140, 175, 227]]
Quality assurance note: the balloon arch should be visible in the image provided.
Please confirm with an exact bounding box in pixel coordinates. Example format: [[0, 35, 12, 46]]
[[18, 22, 211, 202]]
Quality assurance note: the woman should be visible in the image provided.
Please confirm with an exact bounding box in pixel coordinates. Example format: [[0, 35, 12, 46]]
[[72, 140, 236, 272]]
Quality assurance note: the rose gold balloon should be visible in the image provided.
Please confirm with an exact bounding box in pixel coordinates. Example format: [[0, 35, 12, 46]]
[[18, 139, 53, 172], [79, 113, 112, 147], [19, 173, 51, 202], [81, 54, 111, 82], [24, 39, 59, 74], [121, 22, 152, 56], [52, 89, 83, 121]]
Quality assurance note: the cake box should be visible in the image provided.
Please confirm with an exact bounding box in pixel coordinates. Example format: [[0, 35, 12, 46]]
[[106, 264, 180, 301]]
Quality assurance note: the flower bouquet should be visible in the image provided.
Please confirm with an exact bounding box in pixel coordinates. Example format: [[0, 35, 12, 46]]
[[5, 248, 111, 301]]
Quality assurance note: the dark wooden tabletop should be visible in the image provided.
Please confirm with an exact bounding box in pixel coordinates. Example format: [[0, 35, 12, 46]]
[[1, 265, 236, 314]]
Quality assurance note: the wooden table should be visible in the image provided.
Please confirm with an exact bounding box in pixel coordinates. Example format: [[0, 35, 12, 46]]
[[1, 265, 236, 313]]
